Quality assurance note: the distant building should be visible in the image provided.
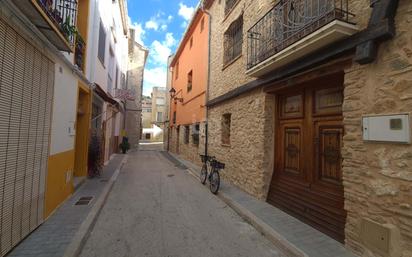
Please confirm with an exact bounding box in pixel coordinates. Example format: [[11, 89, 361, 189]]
[[150, 87, 167, 142], [125, 28, 148, 148], [141, 96, 152, 140]]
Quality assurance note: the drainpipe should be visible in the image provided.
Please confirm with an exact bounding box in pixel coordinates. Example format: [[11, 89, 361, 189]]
[[201, 1, 211, 156]]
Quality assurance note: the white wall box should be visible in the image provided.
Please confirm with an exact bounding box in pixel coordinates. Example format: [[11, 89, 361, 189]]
[[362, 114, 411, 144]]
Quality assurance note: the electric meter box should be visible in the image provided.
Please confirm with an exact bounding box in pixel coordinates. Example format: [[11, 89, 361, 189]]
[[362, 114, 411, 144]]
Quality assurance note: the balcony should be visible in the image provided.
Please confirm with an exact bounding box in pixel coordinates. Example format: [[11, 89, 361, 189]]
[[14, 0, 78, 52], [247, 0, 358, 77]]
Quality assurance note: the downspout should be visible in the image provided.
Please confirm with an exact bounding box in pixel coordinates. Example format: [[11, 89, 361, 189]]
[[201, 1, 211, 156]]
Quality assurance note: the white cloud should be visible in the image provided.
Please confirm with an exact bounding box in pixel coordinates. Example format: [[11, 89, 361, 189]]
[[148, 33, 177, 66], [165, 33, 177, 47], [143, 67, 167, 95], [144, 12, 173, 32], [143, 33, 177, 95], [128, 16, 146, 45], [178, 3, 195, 21], [133, 23, 145, 45], [145, 20, 159, 31]]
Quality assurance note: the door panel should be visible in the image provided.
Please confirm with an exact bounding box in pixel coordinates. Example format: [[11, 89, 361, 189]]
[[268, 77, 346, 243]]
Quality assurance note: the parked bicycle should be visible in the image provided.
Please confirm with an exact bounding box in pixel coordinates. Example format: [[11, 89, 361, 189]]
[[199, 155, 225, 194]]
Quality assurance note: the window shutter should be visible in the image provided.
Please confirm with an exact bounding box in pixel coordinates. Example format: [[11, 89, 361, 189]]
[[0, 18, 54, 256]]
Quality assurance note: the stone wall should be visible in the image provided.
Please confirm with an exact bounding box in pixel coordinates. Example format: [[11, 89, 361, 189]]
[[169, 122, 206, 167], [207, 89, 275, 199], [342, 1, 412, 256]]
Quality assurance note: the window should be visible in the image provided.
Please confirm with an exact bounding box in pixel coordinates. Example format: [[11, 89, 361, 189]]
[[156, 98, 165, 105], [121, 73, 126, 89], [173, 111, 176, 124], [145, 133, 151, 140], [175, 62, 179, 80], [200, 17, 205, 32], [187, 70, 193, 92], [184, 126, 190, 144], [190, 37, 193, 48], [107, 48, 114, 94], [98, 20, 106, 64], [224, 16, 243, 66], [115, 65, 119, 89], [225, 0, 239, 16], [192, 124, 200, 146], [221, 113, 231, 145], [157, 112, 163, 122]]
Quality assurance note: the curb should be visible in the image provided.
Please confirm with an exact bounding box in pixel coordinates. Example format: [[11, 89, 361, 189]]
[[167, 152, 307, 257], [62, 155, 128, 257]]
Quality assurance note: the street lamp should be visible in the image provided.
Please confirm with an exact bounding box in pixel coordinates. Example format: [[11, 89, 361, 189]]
[[169, 87, 183, 103]]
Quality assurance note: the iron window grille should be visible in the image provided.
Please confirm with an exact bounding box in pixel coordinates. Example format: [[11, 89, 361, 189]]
[[247, 0, 354, 69], [192, 124, 200, 146], [184, 126, 190, 144], [224, 15, 243, 66]]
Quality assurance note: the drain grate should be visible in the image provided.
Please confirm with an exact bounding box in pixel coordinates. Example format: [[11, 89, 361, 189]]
[[75, 196, 93, 206], [167, 174, 175, 177], [100, 179, 109, 183]]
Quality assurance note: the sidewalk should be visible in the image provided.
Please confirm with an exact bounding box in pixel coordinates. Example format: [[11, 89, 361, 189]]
[[167, 152, 356, 257], [7, 154, 126, 257]]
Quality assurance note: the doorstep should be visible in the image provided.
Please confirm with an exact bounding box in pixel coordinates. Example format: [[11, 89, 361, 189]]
[[7, 154, 127, 257], [167, 152, 356, 257]]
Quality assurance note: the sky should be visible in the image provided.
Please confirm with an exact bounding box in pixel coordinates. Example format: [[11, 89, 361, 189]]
[[127, 0, 199, 96]]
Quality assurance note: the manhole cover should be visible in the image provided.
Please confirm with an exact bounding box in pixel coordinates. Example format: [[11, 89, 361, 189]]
[[167, 174, 175, 177], [75, 196, 93, 206]]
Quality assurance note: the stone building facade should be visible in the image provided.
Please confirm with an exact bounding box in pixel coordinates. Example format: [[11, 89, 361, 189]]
[[203, 0, 411, 256], [125, 28, 148, 148]]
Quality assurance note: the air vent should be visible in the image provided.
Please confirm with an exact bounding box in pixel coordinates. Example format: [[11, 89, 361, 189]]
[[75, 196, 93, 206]]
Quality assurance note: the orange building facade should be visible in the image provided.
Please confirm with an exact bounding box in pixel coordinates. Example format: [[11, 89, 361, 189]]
[[168, 9, 209, 165]]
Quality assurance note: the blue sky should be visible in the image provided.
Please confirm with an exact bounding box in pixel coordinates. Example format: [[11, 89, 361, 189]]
[[127, 0, 199, 96]]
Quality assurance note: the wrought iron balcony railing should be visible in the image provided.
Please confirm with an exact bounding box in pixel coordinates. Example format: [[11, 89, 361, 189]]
[[37, 0, 78, 46], [247, 0, 354, 70]]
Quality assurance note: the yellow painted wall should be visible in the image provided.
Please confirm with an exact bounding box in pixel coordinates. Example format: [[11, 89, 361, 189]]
[[44, 150, 75, 218], [74, 83, 91, 177], [77, 0, 90, 43]]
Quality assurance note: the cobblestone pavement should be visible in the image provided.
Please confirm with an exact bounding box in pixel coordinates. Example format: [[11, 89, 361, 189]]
[[7, 155, 124, 257], [79, 149, 281, 257]]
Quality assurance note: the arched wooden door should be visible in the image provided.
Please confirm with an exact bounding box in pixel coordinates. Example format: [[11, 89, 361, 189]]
[[267, 73, 346, 242]]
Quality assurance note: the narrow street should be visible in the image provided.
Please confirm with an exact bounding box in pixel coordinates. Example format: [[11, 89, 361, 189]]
[[79, 146, 280, 257]]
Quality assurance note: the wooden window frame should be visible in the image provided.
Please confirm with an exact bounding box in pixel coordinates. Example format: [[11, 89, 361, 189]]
[[187, 70, 193, 92]]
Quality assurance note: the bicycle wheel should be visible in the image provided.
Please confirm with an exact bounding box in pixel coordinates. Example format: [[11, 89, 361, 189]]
[[209, 170, 220, 194], [200, 164, 208, 184]]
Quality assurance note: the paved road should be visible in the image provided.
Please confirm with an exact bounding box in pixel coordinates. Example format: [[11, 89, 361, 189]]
[[79, 149, 280, 257]]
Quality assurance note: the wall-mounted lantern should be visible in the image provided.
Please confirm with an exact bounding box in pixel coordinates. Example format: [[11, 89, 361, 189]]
[[169, 87, 183, 103]]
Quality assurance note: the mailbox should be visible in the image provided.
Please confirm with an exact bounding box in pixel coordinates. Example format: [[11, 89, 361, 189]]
[[362, 114, 411, 144]]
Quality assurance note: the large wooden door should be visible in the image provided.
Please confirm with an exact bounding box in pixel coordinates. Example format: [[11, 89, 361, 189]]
[[268, 75, 346, 242]]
